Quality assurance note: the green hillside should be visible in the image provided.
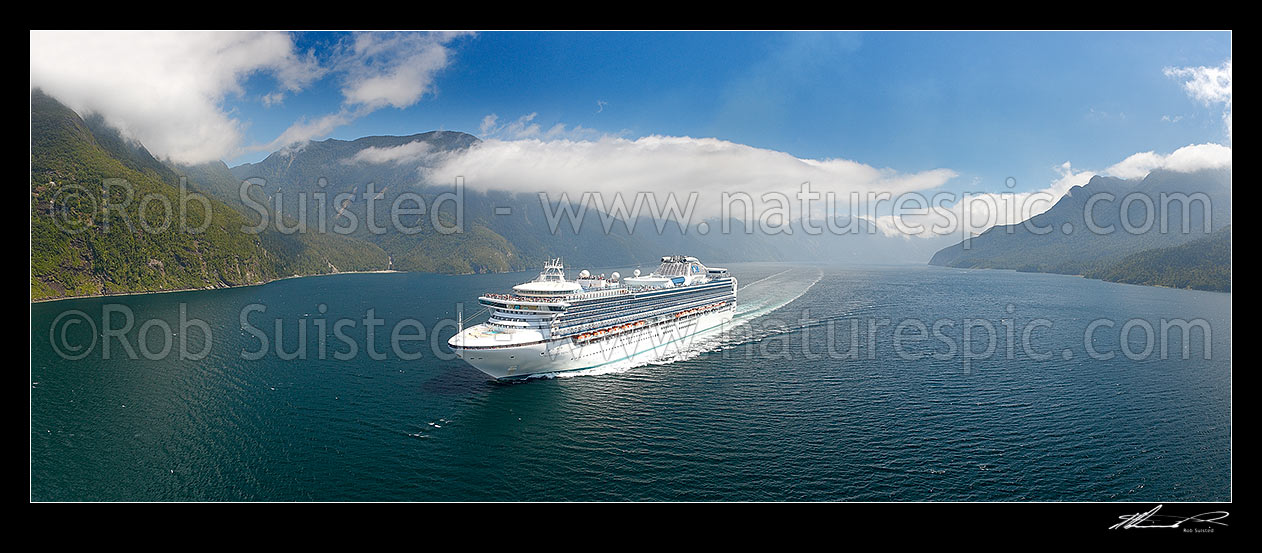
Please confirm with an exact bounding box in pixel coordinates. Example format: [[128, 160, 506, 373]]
[[1085, 226, 1231, 292], [32, 91, 282, 299], [30, 91, 389, 301]]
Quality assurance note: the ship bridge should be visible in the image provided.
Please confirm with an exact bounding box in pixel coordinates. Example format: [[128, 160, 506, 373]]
[[511, 258, 582, 297]]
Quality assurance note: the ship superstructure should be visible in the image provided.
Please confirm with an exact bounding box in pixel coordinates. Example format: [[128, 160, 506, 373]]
[[449, 256, 737, 379]]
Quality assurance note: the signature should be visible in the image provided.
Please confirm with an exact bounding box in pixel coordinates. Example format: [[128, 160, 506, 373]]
[[1109, 505, 1229, 530]]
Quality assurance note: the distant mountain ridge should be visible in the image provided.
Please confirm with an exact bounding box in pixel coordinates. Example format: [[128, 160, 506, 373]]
[[929, 167, 1231, 291], [226, 125, 955, 273], [231, 130, 479, 196]]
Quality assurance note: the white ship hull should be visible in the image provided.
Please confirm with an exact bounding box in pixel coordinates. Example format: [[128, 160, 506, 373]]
[[455, 305, 735, 379]]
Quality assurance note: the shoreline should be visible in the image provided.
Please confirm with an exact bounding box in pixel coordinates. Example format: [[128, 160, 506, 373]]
[[30, 260, 661, 306], [34, 262, 1232, 305], [30, 270, 404, 305], [931, 263, 1231, 294]]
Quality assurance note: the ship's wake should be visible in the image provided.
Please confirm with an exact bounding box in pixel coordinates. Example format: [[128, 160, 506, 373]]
[[529, 265, 825, 380]]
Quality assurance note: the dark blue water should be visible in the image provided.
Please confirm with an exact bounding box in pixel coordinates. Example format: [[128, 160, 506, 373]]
[[30, 264, 1231, 501]]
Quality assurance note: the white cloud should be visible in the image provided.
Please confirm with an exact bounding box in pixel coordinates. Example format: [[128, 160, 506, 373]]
[[868, 161, 1094, 239], [336, 31, 468, 110], [263, 32, 469, 152], [430, 130, 1122, 241], [484, 112, 540, 138], [1165, 59, 1232, 140], [906, 142, 1233, 240], [348, 140, 434, 165], [871, 142, 1232, 239], [30, 31, 322, 164], [427, 134, 958, 221], [1104, 143, 1232, 180], [478, 112, 603, 141], [479, 114, 499, 136], [30, 31, 470, 162], [261, 91, 286, 107], [260, 109, 361, 155], [543, 122, 601, 140]]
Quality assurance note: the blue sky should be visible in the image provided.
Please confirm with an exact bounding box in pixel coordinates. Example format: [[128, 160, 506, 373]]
[[30, 30, 1231, 205], [223, 31, 1231, 196]]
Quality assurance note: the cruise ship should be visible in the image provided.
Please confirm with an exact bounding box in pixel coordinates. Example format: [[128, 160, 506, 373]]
[[448, 255, 737, 379]]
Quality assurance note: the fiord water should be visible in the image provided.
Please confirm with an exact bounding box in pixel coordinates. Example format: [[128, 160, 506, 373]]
[[31, 263, 1230, 501]]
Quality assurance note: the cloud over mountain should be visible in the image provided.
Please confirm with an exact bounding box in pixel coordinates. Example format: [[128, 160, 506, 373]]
[[30, 31, 470, 164], [426, 134, 959, 221], [1103, 143, 1233, 180], [30, 31, 320, 164]]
